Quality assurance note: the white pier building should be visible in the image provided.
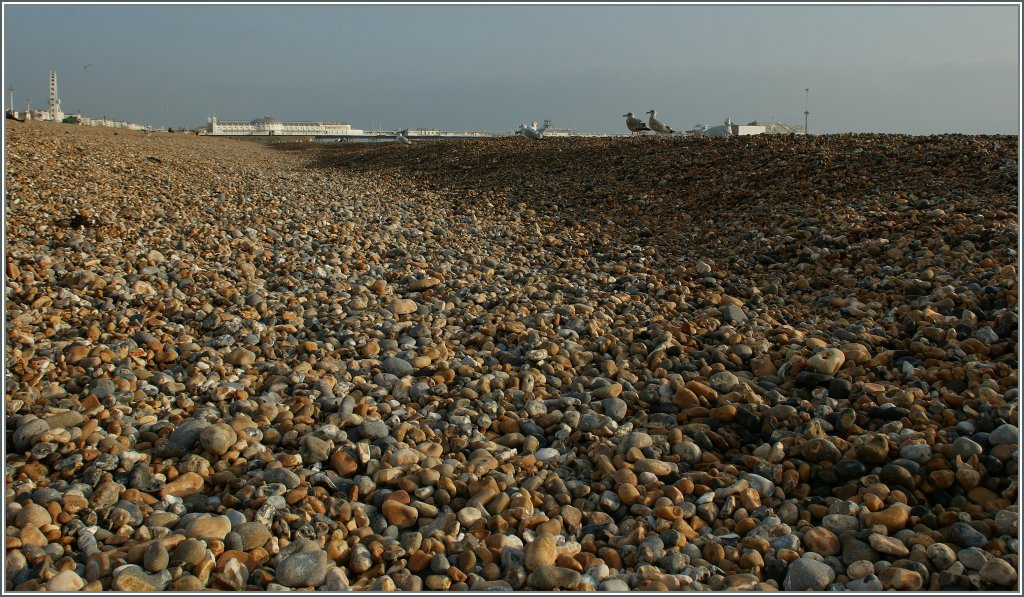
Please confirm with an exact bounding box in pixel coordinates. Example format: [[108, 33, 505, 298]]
[[205, 116, 363, 136]]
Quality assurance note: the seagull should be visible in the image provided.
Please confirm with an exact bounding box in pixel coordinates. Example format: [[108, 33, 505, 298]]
[[395, 130, 411, 144], [83, 64, 93, 71], [521, 122, 543, 141], [623, 112, 651, 135], [646, 109, 675, 134]]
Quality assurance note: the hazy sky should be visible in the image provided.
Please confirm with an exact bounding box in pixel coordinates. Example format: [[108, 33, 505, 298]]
[[3, 4, 1020, 134]]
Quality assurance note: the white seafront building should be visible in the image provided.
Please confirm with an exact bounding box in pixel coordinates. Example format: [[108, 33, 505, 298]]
[[79, 116, 148, 131], [691, 118, 805, 137], [206, 116, 363, 136]]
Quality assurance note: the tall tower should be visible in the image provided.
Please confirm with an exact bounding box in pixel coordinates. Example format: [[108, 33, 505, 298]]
[[49, 71, 63, 121]]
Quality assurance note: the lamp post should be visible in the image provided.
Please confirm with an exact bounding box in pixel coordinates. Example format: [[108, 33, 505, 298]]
[[804, 88, 810, 136]]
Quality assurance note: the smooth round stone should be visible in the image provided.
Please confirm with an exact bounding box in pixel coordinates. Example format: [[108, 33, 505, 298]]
[[382, 356, 414, 377], [46, 570, 86, 592], [840, 537, 879, 567], [197, 421, 235, 454], [275, 550, 329, 588], [358, 419, 389, 440], [390, 299, 418, 315], [803, 527, 840, 556], [144, 542, 169, 572], [949, 522, 987, 548], [783, 557, 836, 591], [234, 522, 271, 551], [88, 378, 117, 399], [90, 482, 122, 509], [226, 510, 247, 527], [600, 578, 631, 591], [225, 347, 257, 367], [869, 534, 909, 557], [740, 473, 774, 498], [602, 398, 628, 422], [534, 448, 560, 463], [325, 567, 350, 591], [409, 277, 440, 291], [160, 472, 204, 498], [802, 438, 842, 463], [994, 510, 1019, 536], [676, 441, 702, 465], [957, 546, 992, 570], [877, 567, 922, 590], [927, 543, 958, 570], [899, 444, 932, 463], [112, 565, 170, 591], [301, 436, 331, 463], [980, 558, 1017, 586], [223, 532, 244, 552], [835, 462, 868, 481], [171, 538, 208, 565], [381, 500, 418, 528], [634, 459, 676, 476], [186, 515, 231, 540], [846, 574, 883, 591], [528, 566, 581, 590], [347, 544, 372, 574], [862, 504, 910, 533], [592, 383, 622, 400], [169, 419, 210, 449], [14, 419, 50, 452], [709, 371, 739, 393], [31, 487, 62, 506], [20, 524, 47, 547], [880, 464, 915, 490], [390, 448, 420, 466], [169, 574, 205, 591], [524, 533, 558, 571], [952, 437, 984, 458], [805, 348, 845, 376], [15, 503, 51, 528], [721, 304, 747, 325], [856, 437, 890, 464], [846, 560, 874, 580], [989, 424, 1018, 446], [822, 514, 860, 535], [263, 467, 300, 489], [457, 506, 483, 527], [619, 432, 653, 452]]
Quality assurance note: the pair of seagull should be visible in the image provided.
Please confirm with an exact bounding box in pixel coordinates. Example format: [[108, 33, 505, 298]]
[[624, 110, 675, 135], [518, 121, 545, 140]]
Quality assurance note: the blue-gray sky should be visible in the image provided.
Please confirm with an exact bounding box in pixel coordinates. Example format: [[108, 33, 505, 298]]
[[3, 4, 1020, 134]]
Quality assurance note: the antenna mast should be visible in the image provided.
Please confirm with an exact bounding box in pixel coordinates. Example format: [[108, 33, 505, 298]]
[[804, 88, 810, 135]]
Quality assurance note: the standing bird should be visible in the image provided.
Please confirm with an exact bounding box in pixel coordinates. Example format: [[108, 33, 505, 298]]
[[623, 112, 650, 135], [395, 129, 411, 144], [520, 122, 543, 141], [646, 110, 675, 134]]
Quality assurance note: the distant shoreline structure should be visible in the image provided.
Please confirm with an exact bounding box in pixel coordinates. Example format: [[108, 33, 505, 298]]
[[203, 115, 516, 139], [206, 115, 364, 136]]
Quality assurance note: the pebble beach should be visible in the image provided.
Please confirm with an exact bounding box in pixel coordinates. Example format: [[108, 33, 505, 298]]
[[4, 120, 1020, 591]]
